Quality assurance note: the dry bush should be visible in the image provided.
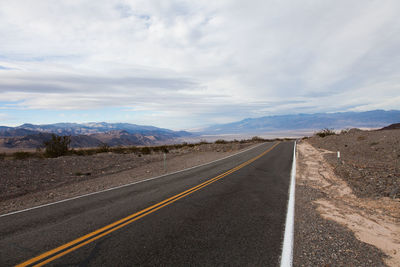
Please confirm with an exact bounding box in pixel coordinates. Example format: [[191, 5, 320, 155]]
[[13, 151, 33, 160], [44, 134, 71, 158], [315, 128, 336, 138]]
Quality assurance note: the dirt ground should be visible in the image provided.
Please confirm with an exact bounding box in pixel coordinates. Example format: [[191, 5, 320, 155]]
[[308, 128, 400, 199], [0, 142, 255, 215], [295, 130, 400, 266]]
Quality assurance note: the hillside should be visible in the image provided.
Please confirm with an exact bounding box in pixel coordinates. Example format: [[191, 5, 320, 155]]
[[0, 122, 192, 149]]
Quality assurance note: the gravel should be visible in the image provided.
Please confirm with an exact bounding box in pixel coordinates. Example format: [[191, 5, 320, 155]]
[[294, 129, 400, 266], [294, 182, 387, 266], [307, 128, 400, 199]]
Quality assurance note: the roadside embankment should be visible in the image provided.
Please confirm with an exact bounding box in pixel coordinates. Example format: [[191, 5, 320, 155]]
[[295, 128, 400, 266]]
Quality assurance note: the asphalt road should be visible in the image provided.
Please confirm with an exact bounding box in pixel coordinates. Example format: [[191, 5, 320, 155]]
[[0, 141, 294, 266]]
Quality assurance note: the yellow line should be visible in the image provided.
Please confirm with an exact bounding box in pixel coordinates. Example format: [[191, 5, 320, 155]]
[[16, 142, 280, 267]]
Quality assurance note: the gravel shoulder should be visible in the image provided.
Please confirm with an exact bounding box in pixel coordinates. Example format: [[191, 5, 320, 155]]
[[295, 135, 400, 266], [0, 142, 255, 215]]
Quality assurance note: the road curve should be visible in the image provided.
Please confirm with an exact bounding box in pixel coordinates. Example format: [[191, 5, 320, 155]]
[[0, 141, 294, 266]]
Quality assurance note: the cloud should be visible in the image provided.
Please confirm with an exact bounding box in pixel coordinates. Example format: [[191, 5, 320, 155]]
[[0, 0, 399, 128], [0, 112, 13, 123]]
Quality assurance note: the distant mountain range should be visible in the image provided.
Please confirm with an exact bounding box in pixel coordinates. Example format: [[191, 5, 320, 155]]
[[1, 110, 399, 150], [200, 110, 400, 134], [0, 122, 191, 149]]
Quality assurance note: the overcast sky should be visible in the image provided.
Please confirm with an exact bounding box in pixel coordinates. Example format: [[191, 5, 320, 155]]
[[0, 0, 399, 130]]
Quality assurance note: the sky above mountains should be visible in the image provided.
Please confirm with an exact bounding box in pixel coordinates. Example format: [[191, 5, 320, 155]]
[[0, 0, 399, 130]]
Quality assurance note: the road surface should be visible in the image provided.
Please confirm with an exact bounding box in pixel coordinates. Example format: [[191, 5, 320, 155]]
[[0, 141, 294, 266]]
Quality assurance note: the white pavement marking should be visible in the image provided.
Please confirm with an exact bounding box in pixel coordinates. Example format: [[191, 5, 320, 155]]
[[280, 141, 296, 267], [0, 143, 266, 218]]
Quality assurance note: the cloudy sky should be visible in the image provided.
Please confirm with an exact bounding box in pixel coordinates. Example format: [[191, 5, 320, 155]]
[[0, 0, 399, 130]]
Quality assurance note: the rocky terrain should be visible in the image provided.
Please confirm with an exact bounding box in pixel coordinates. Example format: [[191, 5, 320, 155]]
[[308, 127, 399, 199], [295, 126, 400, 266]]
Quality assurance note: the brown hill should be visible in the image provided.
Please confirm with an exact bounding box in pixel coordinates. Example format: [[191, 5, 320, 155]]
[[380, 123, 400, 130]]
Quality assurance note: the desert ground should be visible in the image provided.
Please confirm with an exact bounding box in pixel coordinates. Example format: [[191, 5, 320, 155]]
[[1, 128, 399, 265], [295, 128, 399, 266]]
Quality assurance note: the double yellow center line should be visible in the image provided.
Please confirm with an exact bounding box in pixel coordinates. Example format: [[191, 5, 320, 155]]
[[17, 142, 280, 267]]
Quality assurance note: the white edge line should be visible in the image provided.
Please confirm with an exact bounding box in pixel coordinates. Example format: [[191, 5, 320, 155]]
[[0, 142, 267, 218], [280, 141, 296, 267]]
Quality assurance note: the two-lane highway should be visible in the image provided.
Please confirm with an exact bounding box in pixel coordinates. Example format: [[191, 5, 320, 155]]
[[0, 141, 294, 266]]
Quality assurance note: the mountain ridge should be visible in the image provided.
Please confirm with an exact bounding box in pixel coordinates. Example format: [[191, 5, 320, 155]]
[[200, 110, 400, 134], [0, 122, 192, 149]]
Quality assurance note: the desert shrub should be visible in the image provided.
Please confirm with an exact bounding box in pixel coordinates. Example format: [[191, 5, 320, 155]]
[[13, 151, 33, 160], [141, 147, 151, 155], [44, 134, 71, 158], [34, 148, 45, 158], [0, 152, 5, 160], [215, 139, 227, 144], [71, 149, 86, 156], [315, 128, 336, 138], [97, 143, 110, 153], [199, 139, 209, 145], [251, 136, 265, 142], [111, 146, 127, 154], [83, 149, 97, 156], [70, 148, 97, 156], [155, 145, 169, 153], [127, 146, 139, 153], [151, 146, 160, 152], [171, 144, 183, 149], [340, 128, 350, 134]]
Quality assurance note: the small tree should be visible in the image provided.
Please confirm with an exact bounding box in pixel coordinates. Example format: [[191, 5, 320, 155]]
[[44, 134, 71, 158]]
